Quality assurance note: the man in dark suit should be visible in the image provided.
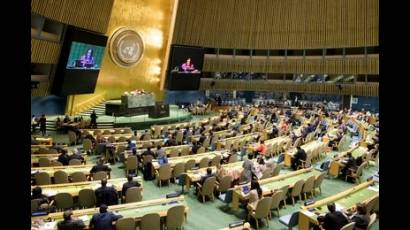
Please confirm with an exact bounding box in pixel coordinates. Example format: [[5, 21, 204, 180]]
[[95, 179, 119, 207], [340, 152, 357, 179], [195, 168, 215, 195], [90, 159, 112, 176], [121, 174, 141, 202], [57, 210, 86, 230], [58, 150, 70, 166], [191, 141, 201, 154], [315, 203, 349, 230], [292, 146, 307, 170], [89, 204, 122, 230]]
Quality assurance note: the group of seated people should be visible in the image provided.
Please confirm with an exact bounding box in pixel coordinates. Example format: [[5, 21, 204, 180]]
[[32, 174, 140, 209], [315, 202, 371, 230]]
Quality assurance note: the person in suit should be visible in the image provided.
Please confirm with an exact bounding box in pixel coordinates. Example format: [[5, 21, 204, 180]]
[[200, 168, 215, 185], [241, 158, 256, 183], [191, 141, 201, 154], [315, 203, 349, 230], [247, 180, 263, 211], [349, 203, 370, 229], [31, 186, 51, 211], [292, 146, 307, 170], [39, 114, 47, 136], [90, 159, 112, 176], [57, 210, 86, 230], [121, 174, 141, 202], [95, 179, 119, 207], [90, 110, 98, 128], [69, 149, 85, 163], [340, 152, 357, 178], [58, 150, 70, 166], [89, 204, 122, 230]]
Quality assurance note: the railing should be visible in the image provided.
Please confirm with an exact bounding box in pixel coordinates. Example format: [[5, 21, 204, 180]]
[[70, 92, 106, 116]]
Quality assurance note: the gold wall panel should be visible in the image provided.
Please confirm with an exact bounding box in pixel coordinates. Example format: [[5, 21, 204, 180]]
[[173, 0, 378, 49], [31, 39, 61, 64], [69, 0, 175, 113], [200, 79, 379, 97], [203, 55, 379, 75], [31, 0, 114, 34]]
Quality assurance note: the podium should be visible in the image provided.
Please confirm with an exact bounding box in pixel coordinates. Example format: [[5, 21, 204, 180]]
[[149, 102, 170, 118]]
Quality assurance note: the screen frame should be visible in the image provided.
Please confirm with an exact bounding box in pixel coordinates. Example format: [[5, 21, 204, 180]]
[[51, 26, 108, 95], [166, 44, 204, 91]]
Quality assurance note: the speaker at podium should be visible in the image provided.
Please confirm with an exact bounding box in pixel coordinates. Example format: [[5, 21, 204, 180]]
[[149, 102, 170, 118]]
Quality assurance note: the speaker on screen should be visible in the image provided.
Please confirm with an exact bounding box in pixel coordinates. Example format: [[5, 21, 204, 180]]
[[166, 45, 204, 90], [51, 26, 108, 95]]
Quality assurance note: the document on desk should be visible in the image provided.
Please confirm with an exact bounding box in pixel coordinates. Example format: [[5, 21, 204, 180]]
[[78, 215, 90, 222], [334, 203, 345, 211], [41, 221, 56, 230]]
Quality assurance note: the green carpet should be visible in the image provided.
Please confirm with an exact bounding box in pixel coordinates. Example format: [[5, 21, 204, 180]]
[[43, 114, 379, 230]]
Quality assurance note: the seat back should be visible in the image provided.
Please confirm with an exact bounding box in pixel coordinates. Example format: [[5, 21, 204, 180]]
[[93, 171, 107, 181], [260, 169, 272, 180], [55, 192, 73, 210], [314, 172, 326, 189], [166, 205, 185, 229], [203, 137, 210, 149], [118, 136, 128, 142], [35, 172, 51, 185], [202, 177, 216, 196], [228, 154, 238, 163], [108, 136, 116, 143], [173, 162, 185, 178], [199, 157, 210, 168], [169, 148, 179, 157], [180, 147, 190, 156], [279, 185, 289, 202], [291, 179, 305, 197], [153, 126, 162, 139], [38, 158, 51, 167], [140, 213, 160, 230], [102, 130, 111, 135], [288, 211, 299, 227], [31, 199, 41, 212], [218, 175, 233, 193], [126, 156, 138, 171], [159, 164, 172, 181], [143, 133, 151, 141], [68, 131, 77, 145], [272, 163, 283, 177], [83, 139, 92, 152], [185, 159, 196, 171], [69, 159, 82, 165], [176, 132, 183, 144], [197, 146, 206, 154], [50, 160, 63, 166], [125, 187, 143, 203], [255, 197, 273, 219], [54, 170, 69, 184], [356, 162, 366, 177], [70, 172, 87, 182], [210, 155, 221, 167], [366, 196, 379, 214], [366, 213, 377, 230], [78, 188, 96, 208], [302, 176, 316, 193], [340, 222, 356, 230], [270, 190, 283, 209], [115, 217, 136, 230]]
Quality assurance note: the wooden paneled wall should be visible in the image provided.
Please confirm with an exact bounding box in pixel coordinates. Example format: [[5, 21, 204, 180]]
[[31, 0, 114, 34], [203, 54, 379, 75], [31, 39, 62, 64], [173, 0, 378, 49], [200, 79, 379, 97]]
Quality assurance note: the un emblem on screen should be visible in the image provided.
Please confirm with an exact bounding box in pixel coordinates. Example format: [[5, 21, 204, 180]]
[[109, 27, 144, 67]]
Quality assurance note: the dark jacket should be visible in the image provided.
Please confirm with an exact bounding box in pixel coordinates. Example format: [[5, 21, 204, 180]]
[[294, 149, 307, 161], [90, 212, 122, 230], [57, 219, 86, 230], [58, 154, 70, 166], [121, 181, 141, 196], [90, 164, 111, 174], [95, 186, 119, 206], [351, 214, 369, 229], [322, 211, 349, 230]]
